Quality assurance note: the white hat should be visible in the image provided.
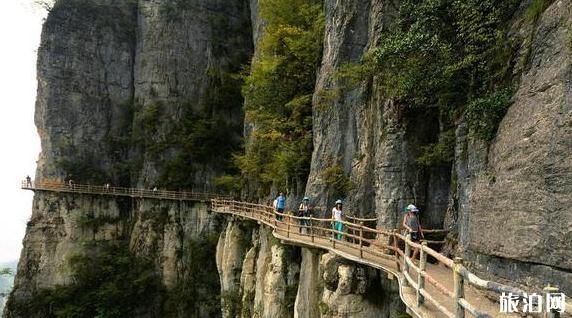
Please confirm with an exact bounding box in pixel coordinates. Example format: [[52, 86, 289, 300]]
[[406, 204, 419, 212]]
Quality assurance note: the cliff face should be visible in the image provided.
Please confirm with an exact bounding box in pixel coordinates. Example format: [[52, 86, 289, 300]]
[[8, 0, 252, 317], [457, 0, 572, 293], [215, 220, 405, 318], [306, 0, 449, 230], [307, 0, 572, 295]]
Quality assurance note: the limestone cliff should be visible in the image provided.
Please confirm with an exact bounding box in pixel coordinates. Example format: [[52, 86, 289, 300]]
[[456, 0, 572, 294], [306, 0, 572, 296], [215, 220, 405, 318], [7, 0, 252, 317]]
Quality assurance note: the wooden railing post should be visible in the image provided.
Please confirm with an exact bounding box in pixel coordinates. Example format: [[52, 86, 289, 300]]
[[392, 229, 400, 270], [453, 257, 465, 318], [310, 215, 314, 243], [287, 213, 290, 238], [403, 233, 411, 287], [332, 220, 336, 249], [359, 222, 363, 259], [417, 241, 427, 306]]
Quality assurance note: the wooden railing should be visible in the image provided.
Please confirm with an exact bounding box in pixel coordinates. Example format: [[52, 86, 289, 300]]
[[20, 181, 571, 317], [212, 199, 571, 318], [22, 180, 232, 202]]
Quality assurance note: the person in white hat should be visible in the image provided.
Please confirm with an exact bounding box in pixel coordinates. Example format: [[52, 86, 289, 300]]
[[402, 204, 424, 261]]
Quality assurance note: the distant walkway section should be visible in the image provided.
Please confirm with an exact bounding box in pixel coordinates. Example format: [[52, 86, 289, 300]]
[[21, 180, 230, 202]]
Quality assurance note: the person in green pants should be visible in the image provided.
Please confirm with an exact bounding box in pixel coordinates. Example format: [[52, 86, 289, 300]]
[[332, 199, 344, 240]]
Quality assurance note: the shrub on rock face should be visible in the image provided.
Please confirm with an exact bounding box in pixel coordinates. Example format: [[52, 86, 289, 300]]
[[465, 89, 513, 141], [5, 243, 163, 318]]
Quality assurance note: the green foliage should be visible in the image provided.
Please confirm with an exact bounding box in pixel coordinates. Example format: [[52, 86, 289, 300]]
[[158, 103, 242, 189], [318, 301, 332, 315], [321, 165, 353, 200], [77, 214, 121, 232], [235, 0, 324, 196], [282, 284, 298, 314], [161, 233, 222, 317], [525, 0, 555, 22], [465, 88, 513, 141], [6, 243, 163, 318], [214, 175, 242, 192], [417, 130, 456, 166], [338, 0, 520, 143], [55, 156, 107, 184]]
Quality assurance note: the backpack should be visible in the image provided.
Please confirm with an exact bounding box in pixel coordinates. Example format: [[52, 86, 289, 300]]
[[277, 196, 286, 209]]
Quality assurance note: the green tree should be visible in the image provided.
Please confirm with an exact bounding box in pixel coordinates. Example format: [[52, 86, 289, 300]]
[[235, 0, 324, 196]]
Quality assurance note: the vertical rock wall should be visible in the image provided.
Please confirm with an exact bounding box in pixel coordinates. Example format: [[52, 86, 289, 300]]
[[456, 0, 572, 294], [8, 0, 253, 317], [306, 0, 449, 230]]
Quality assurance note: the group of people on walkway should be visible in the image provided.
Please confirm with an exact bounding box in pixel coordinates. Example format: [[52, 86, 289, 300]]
[[269, 194, 347, 240], [271, 193, 425, 259]]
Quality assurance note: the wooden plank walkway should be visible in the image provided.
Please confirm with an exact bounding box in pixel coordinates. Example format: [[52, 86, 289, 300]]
[[21, 180, 230, 202], [22, 180, 570, 317], [211, 200, 571, 318]]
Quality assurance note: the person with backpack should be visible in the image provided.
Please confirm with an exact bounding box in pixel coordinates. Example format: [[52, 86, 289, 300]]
[[298, 197, 311, 234], [276, 192, 286, 221], [402, 204, 424, 261], [332, 199, 344, 240]]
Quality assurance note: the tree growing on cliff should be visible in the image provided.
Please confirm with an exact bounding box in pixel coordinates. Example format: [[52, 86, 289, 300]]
[[234, 0, 324, 197]]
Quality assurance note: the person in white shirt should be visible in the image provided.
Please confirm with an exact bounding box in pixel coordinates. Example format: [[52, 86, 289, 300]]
[[332, 199, 343, 240]]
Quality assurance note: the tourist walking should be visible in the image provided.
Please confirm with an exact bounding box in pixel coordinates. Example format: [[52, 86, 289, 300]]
[[298, 196, 311, 234], [275, 192, 286, 221], [332, 199, 343, 240], [25, 175, 32, 187], [402, 204, 424, 261]]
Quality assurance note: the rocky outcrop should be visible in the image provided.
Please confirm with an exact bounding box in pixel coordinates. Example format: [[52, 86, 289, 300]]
[[457, 0, 572, 294], [307, 0, 572, 298], [306, 0, 449, 230], [133, 0, 252, 188], [7, 191, 220, 317], [318, 253, 405, 318], [8, 0, 252, 316], [216, 220, 300, 318], [216, 219, 406, 318]]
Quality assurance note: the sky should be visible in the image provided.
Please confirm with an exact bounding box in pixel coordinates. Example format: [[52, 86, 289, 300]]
[[0, 1, 46, 263]]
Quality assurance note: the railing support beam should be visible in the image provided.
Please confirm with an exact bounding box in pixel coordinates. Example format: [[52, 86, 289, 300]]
[[403, 233, 411, 287], [417, 241, 427, 307], [359, 222, 363, 259], [454, 257, 465, 318]]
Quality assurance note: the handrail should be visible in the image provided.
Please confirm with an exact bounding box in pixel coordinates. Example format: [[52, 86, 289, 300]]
[[21, 180, 233, 201], [211, 199, 570, 318], [20, 182, 569, 317]]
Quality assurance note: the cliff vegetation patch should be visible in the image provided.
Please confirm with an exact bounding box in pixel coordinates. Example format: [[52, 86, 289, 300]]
[[232, 0, 325, 196], [5, 243, 162, 318], [342, 0, 520, 144]]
